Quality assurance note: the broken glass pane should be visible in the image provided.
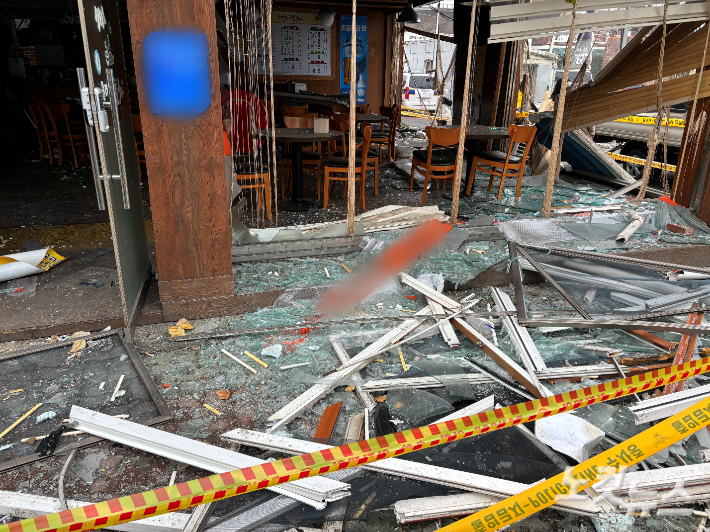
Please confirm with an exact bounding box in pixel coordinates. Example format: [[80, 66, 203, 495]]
[[386, 388, 453, 423], [410, 359, 478, 399]]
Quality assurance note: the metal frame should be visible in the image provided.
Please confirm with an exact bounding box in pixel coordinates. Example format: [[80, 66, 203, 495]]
[[68, 407, 350, 509], [0, 330, 172, 474], [509, 242, 710, 335], [399, 273, 551, 398]]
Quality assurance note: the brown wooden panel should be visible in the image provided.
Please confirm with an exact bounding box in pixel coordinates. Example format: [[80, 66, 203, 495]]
[[125, 0, 232, 302], [673, 98, 710, 207], [158, 275, 234, 302], [161, 290, 284, 321]]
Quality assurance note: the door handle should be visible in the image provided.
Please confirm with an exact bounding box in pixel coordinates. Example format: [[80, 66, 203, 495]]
[[106, 69, 131, 209], [76, 68, 106, 211]]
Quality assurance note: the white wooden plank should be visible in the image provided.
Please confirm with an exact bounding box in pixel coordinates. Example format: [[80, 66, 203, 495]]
[[490, 0, 692, 21], [489, 3, 708, 42]]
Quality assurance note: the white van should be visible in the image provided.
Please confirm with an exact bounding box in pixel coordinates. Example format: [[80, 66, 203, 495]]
[[402, 73, 452, 119]]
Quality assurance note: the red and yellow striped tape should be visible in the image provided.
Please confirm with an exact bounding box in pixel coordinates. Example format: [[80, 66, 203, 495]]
[[5, 357, 710, 532]]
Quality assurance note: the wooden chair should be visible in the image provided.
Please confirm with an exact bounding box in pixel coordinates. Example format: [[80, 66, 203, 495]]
[[235, 161, 272, 219], [467, 124, 537, 199], [410, 126, 460, 206], [356, 104, 371, 114], [281, 105, 308, 117], [27, 100, 50, 163], [43, 103, 88, 167], [332, 104, 349, 113], [370, 105, 400, 163], [334, 120, 379, 196], [132, 115, 146, 166], [323, 124, 373, 210], [281, 114, 324, 199]]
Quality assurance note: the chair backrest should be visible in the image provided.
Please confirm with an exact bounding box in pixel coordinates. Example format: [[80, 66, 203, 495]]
[[425, 126, 460, 149], [330, 113, 349, 131], [332, 104, 349, 113], [43, 103, 69, 136], [356, 104, 371, 114], [282, 105, 308, 116], [506, 124, 537, 164], [379, 106, 393, 119], [283, 115, 315, 128], [27, 100, 46, 134]]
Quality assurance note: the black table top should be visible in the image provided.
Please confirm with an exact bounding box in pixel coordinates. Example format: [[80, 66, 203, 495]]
[[356, 114, 390, 123], [437, 124, 510, 139], [256, 128, 342, 142]]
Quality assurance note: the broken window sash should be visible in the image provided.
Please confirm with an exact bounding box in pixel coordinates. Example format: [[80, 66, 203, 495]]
[[509, 242, 710, 335], [399, 273, 552, 398], [629, 383, 710, 424], [67, 406, 349, 509], [490, 287, 547, 373]]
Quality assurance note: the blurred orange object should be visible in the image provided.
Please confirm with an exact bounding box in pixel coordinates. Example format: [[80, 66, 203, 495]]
[[319, 220, 452, 313]]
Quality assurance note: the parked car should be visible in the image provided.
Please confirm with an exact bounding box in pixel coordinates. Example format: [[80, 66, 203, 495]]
[[401, 72, 452, 119]]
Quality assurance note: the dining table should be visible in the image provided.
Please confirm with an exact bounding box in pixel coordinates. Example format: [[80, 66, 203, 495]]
[[257, 128, 342, 212], [356, 113, 390, 124]]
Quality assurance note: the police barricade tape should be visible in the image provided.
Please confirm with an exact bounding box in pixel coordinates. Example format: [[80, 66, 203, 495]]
[[4, 357, 710, 532], [438, 393, 710, 531], [606, 151, 677, 173], [614, 115, 685, 128]]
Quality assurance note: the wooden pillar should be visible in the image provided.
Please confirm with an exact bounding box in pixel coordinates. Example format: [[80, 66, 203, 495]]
[[125, 0, 235, 320]]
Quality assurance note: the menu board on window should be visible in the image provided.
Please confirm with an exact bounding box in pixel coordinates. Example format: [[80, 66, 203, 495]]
[[257, 12, 331, 76]]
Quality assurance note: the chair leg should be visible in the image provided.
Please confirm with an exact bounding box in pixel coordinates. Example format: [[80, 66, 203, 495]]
[[281, 165, 286, 197], [410, 162, 416, 191], [323, 169, 330, 209], [516, 168, 524, 198], [317, 163, 322, 201], [497, 164, 509, 200], [466, 158, 477, 195], [374, 159, 379, 196], [256, 184, 263, 211], [263, 175, 272, 220], [70, 142, 79, 168], [420, 175, 430, 206], [360, 171, 366, 210]]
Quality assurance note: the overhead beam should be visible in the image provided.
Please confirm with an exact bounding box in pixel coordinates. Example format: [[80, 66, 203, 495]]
[[403, 26, 455, 44]]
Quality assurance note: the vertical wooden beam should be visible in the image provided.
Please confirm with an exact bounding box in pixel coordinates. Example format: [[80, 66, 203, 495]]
[[450, 0, 478, 224], [397, 25, 405, 107], [125, 0, 234, 320], [347, 0, 358, 237], [542, 3, 578, 219]]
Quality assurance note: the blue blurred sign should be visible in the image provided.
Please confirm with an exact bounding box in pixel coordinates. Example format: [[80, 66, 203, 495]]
[[144, 32, 211, 115], [340, 16, 367, 103]]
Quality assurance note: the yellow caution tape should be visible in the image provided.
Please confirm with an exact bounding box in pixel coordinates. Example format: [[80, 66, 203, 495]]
[[4, 357, 710, 532], [613, 115, 685, 127], [606, 151, 677, 173], [439, 394, 710, 531]]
